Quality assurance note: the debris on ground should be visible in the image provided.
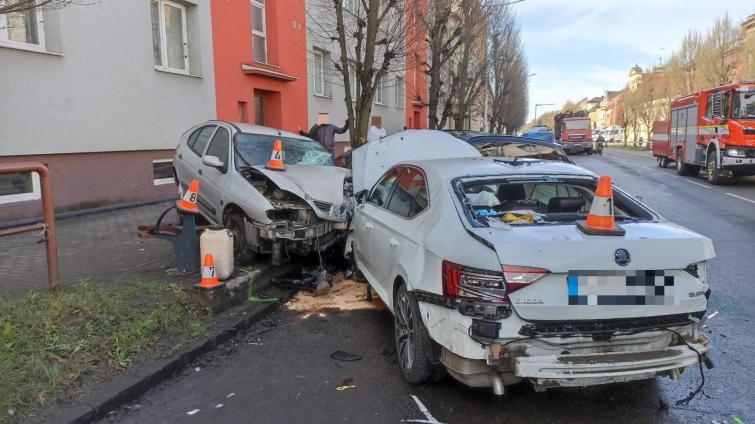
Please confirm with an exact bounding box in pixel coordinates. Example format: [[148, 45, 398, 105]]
[[706, 311, 719, 320], [286, 278, 383, 318], [186, 408, 200, 415], [336, 378, 356, 391], [330, 350, 362, 362], [226, 392, 235, 398], [215, 403, 224, 409]]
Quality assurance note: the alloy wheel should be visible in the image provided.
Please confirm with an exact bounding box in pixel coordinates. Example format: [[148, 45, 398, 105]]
[[395, 292, 416, 372]]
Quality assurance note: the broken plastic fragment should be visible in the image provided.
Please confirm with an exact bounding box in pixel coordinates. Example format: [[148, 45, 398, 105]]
[[186, 409, 200, 415], [227, 392, 235, 398], [215, 404, 224, 409], [194, 367, 200, 372]]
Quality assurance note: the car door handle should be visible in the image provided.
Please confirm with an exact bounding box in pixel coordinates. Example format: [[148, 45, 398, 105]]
[[389, 239, 399, 247], [365, 223, 374, 230], [198, 169, 203, 175]]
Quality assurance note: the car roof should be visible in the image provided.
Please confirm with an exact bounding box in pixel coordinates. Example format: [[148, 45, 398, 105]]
[[210, 120, 312, 141], [402, 157, 597, 181], [466, 134, 561, 149]]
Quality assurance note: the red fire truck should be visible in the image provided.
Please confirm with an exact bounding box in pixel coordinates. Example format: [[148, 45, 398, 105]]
[[554, 111, 593, 154], [665, 81, 755, 184]]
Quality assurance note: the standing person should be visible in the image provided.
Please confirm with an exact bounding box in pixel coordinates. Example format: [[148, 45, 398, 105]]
[[367, 116, 387, 143], [596, 132, 605, 155], [298, 113, 349, 156]]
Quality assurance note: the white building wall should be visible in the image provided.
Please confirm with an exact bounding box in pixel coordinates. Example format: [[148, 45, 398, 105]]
[[0, 0, 216, 156]]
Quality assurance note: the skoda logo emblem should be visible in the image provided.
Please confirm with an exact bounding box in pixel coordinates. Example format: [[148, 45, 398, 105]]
[[614, 248, 631, 266]]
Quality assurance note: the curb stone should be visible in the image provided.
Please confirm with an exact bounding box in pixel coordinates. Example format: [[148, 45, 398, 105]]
[[40, 290, 293, 424]]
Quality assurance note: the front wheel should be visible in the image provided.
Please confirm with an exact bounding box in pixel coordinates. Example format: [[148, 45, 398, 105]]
[[394, 284, 444, 384], [706, 150, 727, 185], [224, 212, 254, 264]]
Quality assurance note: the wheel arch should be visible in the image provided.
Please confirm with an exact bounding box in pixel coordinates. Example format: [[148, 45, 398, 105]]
[[706, 139, 721, 159]]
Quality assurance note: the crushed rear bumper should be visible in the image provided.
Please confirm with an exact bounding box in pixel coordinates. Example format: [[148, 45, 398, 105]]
[[514, 343, 705, 388]]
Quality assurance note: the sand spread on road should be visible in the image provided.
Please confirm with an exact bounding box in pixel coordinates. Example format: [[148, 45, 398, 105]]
[[285, 275, 385, 317]]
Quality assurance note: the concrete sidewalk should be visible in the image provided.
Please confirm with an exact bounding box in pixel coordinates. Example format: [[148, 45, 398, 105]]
[[0, 202, 180, 299]]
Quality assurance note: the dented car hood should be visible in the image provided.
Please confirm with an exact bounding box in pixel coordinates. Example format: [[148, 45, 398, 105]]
[[251, 164, 351, 221]]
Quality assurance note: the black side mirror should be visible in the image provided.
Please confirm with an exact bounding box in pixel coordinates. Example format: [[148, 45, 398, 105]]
[[355, 189, 368, 204]]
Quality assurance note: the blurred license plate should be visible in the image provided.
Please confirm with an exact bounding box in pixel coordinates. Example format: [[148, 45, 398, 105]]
[[567, 270, 675, 306]]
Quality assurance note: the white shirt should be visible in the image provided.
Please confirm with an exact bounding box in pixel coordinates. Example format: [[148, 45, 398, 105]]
[[367, 125, 387, 143]]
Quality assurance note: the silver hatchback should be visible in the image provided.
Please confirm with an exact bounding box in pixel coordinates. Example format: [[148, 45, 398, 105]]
[[173, 121, 351, 261]]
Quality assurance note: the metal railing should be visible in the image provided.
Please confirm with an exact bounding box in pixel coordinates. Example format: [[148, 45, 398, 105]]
[[0, 162, 60, 290]]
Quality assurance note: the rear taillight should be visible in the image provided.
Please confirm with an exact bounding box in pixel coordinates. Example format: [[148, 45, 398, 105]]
[[442, 260, 506, 302], [502, 265, 550, 293]]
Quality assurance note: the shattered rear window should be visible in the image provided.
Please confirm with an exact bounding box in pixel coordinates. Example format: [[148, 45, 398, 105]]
[[456, 177, 654, 227]]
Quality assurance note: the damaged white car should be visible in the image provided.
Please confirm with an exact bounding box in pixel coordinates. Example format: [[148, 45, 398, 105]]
[[174, 121, 351, 263], [348, 130, 715, 394]]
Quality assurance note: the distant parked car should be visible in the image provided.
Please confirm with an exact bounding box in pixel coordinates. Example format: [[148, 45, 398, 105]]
[[348, 129, 715, 395], [173, 121, 351, 262], [520, 130, 556, 144], [464, 134, 573, 164]]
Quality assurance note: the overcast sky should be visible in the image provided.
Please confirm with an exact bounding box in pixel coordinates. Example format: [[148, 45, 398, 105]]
[[516, 0, 754, 120]]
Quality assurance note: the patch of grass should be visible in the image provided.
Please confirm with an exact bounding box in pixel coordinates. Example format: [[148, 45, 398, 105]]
[[0, 281, 207, 423]]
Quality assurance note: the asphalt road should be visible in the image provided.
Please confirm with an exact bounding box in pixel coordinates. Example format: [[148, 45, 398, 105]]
[[103, 148, 755, 424]]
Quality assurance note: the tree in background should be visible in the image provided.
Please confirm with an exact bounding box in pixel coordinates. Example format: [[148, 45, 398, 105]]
[[696, 15, 741, 88], [486, 2, 528, 134], [665, 30, 703, 97], [0, 0, 86, 14], [307, 0, 414, 147], [420, 0, 461, 130]]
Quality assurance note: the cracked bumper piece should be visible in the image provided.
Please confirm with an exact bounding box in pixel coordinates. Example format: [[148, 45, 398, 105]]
[[515, 343, 706, 387]]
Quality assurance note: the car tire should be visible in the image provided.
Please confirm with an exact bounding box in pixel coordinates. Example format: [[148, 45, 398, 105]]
[[676, 150, 693, 176], [224, 211, 254, 264], [706, 150, 726, 185], [394, 283, 444, 384]]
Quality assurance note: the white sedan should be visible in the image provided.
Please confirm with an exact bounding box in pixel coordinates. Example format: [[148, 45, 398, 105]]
[[348, 130, 715, 394]]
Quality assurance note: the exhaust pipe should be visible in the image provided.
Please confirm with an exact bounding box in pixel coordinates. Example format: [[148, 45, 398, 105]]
[[488, 370, 505, 396]]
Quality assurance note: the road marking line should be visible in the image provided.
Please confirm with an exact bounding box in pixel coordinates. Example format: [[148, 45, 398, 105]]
[[685, 180, 710, 189], [725, 193, 755, 205]]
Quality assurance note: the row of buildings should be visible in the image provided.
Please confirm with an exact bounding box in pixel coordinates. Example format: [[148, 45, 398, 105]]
[[0, 0, 429, 222]]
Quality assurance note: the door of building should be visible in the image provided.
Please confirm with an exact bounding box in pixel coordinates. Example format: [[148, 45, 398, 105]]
[[254, 95, 266, 126]]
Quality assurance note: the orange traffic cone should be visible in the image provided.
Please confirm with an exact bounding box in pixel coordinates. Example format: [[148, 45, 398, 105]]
[[576, 176, 625, 236], [177, 179, 199, 213], [266, 139, 285, 171], [198, 253, 222, 289]]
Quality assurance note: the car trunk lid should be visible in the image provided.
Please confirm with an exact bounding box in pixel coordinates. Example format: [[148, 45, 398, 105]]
[[469, 223, 715, 321]]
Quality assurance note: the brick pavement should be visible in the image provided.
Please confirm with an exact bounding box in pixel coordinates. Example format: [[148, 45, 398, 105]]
[[0, 202, 182, 299]]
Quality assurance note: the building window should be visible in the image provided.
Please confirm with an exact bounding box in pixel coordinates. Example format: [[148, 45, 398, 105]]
[[342, 0, 355, 12], [151, 0, 189, 73], [152, 160, 175, 186], [395, 76, 404, 108], [251, 0, 267, 63], [374, 74, 385, 105], [313, 49, 326, 96], [0, 172, 41, 205], [0, 4, 45, 50]]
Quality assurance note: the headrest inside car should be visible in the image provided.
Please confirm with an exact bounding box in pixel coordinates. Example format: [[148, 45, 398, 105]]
[[546, 197, 585, 213], [497, 184, 527, 202]]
